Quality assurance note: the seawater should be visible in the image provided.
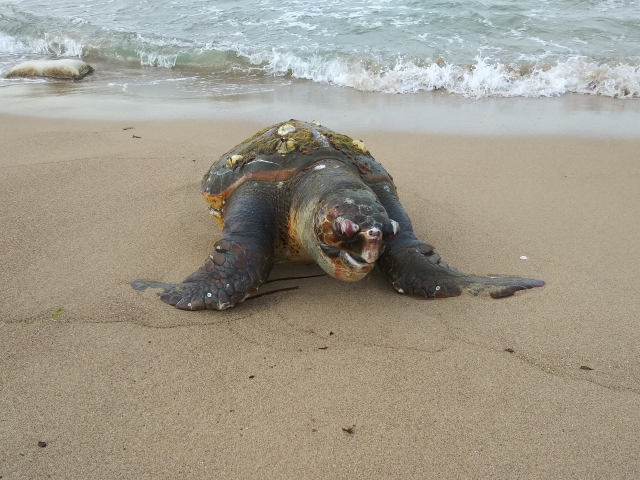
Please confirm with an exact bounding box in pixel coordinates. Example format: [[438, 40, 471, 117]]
[[1, 0, 639, 98]]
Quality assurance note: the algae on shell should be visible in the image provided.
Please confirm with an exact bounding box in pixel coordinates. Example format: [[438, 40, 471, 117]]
[[239, 123, 320, 156], [319, 130, 370, 157]]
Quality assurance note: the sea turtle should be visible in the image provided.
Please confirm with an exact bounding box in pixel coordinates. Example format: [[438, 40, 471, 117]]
[[131, 120, 544, 310]]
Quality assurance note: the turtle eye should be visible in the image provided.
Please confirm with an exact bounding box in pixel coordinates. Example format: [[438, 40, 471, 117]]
[[384, 219, 400, 239], [333, 217, 359, 239]]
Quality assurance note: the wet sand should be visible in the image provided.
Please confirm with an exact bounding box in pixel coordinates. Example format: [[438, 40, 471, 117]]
[[1, 111, 639, 478]]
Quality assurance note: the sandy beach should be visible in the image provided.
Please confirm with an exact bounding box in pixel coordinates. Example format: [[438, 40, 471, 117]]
[[2, 104, 640, 478]]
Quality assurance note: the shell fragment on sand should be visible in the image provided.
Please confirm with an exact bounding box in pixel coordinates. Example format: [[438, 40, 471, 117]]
[[4, 59, 94, 80]]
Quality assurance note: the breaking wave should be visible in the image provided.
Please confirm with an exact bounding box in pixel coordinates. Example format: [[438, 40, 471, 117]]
[[1, 32, 638, 99], [250, 52, 640, 98], [0, 32, 84, 57], [1, 0, 639, 98]]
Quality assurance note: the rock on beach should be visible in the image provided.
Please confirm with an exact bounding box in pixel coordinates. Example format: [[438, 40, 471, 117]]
[[4, 59, 94, 80]]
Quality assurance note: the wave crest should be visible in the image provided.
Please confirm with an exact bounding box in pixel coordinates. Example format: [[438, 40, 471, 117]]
[[251, 52, 640, 98], [138, 51, 179, 68], [2, 27, 638, 99], [0, 33, 84, 57]]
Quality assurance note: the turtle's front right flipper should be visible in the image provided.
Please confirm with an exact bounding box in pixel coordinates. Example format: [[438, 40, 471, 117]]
[[139, 237, 273, 310], [131, 186, 275, 310]]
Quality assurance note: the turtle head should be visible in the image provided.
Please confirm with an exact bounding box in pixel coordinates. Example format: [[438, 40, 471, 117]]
[[313, 191, 400, 281]]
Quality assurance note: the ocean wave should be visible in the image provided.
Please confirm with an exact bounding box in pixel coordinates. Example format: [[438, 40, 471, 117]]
[[0, 32, 84, 57], [1, 29, 638, 99], [138, 51, 179, 68], [246, 51, 640, 98]]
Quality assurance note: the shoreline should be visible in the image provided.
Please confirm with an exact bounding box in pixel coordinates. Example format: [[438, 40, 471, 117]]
[[1, 79, 640, 138], [2, 107, 640, 478]]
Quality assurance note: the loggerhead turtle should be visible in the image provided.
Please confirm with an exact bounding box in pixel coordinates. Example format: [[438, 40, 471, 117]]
[[131, 120, 544, 310]]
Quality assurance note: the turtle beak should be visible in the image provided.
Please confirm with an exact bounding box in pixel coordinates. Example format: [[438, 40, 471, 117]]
[[335, 227, 381, 275], [359, 227, 382, 264]]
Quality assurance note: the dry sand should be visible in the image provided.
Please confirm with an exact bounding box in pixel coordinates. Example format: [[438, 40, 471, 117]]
[[1, 113, 639, 478]]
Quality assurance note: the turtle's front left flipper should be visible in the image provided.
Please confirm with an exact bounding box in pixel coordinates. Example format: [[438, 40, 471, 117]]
[[131, 187, 275, 310], [371, 182, 544, 299]]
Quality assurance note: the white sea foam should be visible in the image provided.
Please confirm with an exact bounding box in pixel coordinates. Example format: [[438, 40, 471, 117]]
[[138, 51, 179, 68], [0, 33, 34, 55], [247, 50, 640, 98], [0, 33, 84, 57]]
